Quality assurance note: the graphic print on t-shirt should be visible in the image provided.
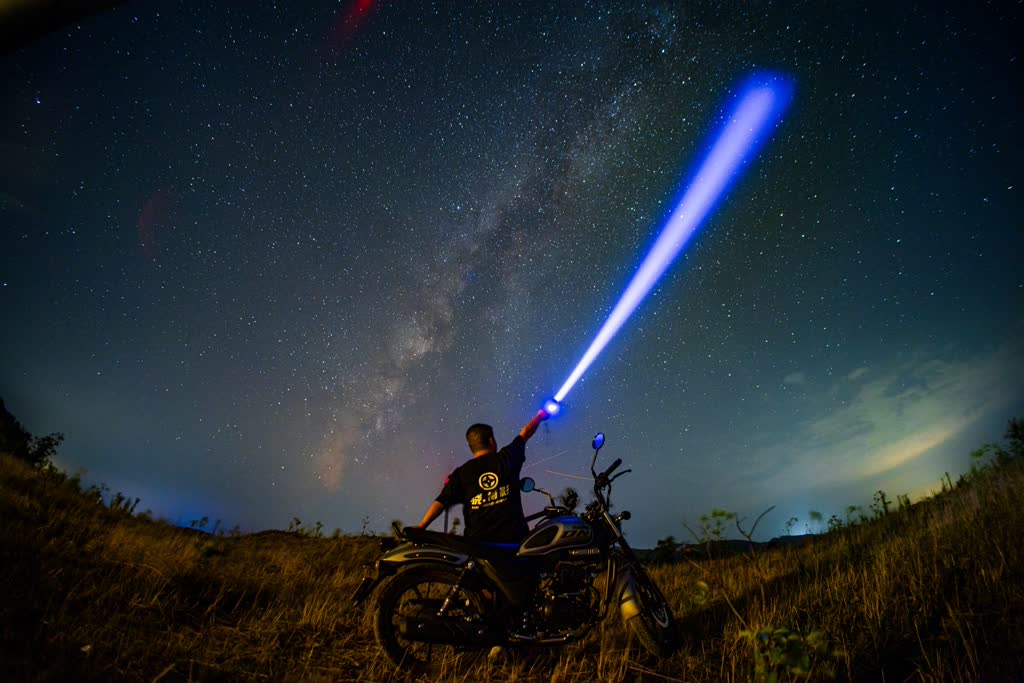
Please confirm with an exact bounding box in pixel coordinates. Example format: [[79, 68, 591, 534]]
[[435, 435, 528, 541], [469, 469, 511, 510]]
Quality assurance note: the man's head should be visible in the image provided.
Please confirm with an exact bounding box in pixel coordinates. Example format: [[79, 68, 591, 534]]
[[466, 423, 497, 456]]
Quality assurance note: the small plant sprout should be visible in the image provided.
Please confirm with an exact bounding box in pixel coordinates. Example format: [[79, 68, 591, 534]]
[[784, 516, 799, 536], [738, 626, 835, 680]]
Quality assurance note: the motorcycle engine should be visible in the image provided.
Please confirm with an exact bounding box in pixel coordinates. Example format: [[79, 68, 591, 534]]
[[535, 562, 597, 632]]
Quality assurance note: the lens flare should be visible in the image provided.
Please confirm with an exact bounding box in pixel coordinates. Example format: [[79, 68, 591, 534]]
[[553, 73, 794, 404]]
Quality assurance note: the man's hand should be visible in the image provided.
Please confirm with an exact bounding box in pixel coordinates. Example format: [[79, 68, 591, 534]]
[[416, 501, 445, 529], [520, 408, 550, 442]]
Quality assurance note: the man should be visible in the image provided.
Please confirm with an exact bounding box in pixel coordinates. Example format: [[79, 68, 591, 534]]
[[415, 408, 550, 543]]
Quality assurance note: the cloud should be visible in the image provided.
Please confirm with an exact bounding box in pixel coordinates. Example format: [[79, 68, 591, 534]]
[[846, 366, 870, 381], [783, 371, 806, 385], [734, 342, 1024, 495]]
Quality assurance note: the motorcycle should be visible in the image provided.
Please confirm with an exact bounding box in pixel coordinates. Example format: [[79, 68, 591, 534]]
[[351, 432, 677, 673]]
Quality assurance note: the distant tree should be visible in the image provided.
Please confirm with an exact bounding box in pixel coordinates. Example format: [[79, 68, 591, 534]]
[[559, 487, 579, 512], [0, 398, 64, 467], [653, 536, 678, 564], [285, 517, 323, 537], [994, 417, 1024, 462], [27, 432, 64, 467], [968, 445, 997, 479], [1008, 417, 1024, 456]]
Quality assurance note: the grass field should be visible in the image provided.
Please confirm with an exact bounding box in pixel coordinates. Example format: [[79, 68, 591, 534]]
[[2, 451, 1022, 681]]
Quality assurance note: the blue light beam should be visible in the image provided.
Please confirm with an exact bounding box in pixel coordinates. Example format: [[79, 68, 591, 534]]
[[553, 73, 794, 404]]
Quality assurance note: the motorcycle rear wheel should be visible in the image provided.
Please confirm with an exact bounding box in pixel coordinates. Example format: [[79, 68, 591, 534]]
[[373, 565, 489, 674], [626, 568, 677, 658]]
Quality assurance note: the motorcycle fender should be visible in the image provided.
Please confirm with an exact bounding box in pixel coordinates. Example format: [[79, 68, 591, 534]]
[[350, 573, 385, 606], [615, 568, 642, 622], [350, 543, 470, 606], [379, 541, 470, 567]]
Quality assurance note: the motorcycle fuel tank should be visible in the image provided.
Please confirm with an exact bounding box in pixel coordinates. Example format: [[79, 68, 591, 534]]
[[517, 515, 594, 557]]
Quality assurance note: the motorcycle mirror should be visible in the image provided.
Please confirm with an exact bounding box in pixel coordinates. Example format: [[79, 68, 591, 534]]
[[592, 433, 605, 451], [520, 477, 535, 493]]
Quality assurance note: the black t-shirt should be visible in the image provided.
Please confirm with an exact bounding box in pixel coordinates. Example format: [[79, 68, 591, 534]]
[[436, 436, 528, 543]]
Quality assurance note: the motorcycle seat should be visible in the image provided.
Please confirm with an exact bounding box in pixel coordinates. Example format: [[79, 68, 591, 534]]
[[401, 527, 521, 560]]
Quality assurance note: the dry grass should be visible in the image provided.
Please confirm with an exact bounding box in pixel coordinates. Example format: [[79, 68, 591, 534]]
[[2, 453, 1022, 682]]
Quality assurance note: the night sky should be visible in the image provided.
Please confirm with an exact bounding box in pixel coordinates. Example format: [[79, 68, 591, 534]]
[[2, 2, 1021, 546]]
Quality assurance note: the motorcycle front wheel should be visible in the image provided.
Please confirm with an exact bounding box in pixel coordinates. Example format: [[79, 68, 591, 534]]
[[373, 565, 489, 674], [626, 567, 677, 658]]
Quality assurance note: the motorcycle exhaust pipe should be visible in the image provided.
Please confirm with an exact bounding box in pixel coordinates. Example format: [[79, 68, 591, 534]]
[[398, 616, 489, 645]]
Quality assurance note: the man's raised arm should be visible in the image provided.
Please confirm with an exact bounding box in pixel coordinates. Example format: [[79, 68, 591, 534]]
[[519, 408, 550, 442]]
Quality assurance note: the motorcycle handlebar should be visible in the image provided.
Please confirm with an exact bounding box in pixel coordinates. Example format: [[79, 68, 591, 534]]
[[597, 458, 622, 483], [609, 468, 632, 484]]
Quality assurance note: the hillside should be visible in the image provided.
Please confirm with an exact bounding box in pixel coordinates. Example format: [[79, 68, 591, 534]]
[[2, 453, 1022, 681]]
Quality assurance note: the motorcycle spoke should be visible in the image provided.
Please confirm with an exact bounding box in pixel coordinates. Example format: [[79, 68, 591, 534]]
[[380, 573, 487, 673]]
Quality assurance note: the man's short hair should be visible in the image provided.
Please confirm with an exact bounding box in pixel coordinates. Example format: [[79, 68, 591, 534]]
[[466, 423, 495, 453]]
